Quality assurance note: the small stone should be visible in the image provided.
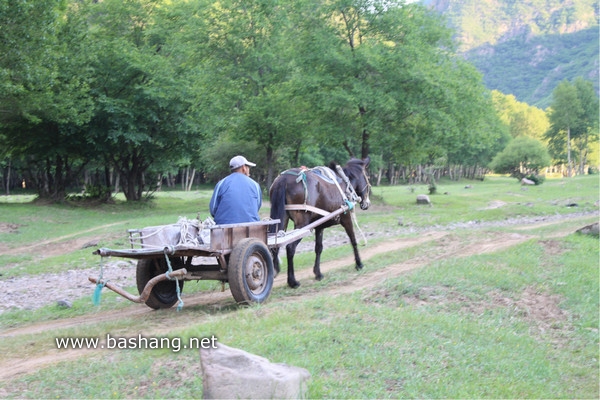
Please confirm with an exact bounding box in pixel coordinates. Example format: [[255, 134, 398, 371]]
[[81, 240, 99, 249], [57, 299, 73, 308]]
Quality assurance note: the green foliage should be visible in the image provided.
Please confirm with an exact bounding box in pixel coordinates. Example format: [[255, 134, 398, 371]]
[[0, 0, 95, 199], [489, 136, 552, 179], [545, 77, 599, 175], [84, 0, 205, 201], [491, 91, 550, 139]]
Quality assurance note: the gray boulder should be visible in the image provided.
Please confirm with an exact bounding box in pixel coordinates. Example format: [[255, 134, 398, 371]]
[[200, 342, 311, 399], [416, 194, 431, 205], [521, 178, 535, 185], [576, 222, 599, 237]]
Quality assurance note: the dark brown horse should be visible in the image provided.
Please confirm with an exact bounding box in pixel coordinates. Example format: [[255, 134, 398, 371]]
[[269, 157, 371, 288]]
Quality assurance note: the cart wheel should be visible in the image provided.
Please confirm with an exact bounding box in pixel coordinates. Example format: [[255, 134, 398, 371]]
[[136, 257, 184, 309], [228, 238, 274, 304]]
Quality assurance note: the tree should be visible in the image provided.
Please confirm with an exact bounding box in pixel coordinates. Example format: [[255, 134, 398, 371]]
[[545, 80, 581, 176], [84, 0, 203, 201], [0, 0, 95, 199], [286, 0, 508, 182], [187, 0, 312, 189], [489, 136, 551, 180], [572, 77, 599, 174], [288, 0, 455, 160]]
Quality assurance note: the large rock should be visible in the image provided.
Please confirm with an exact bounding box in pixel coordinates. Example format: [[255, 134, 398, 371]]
[[200, 343, 311, 399], [521, 178, 535, 185], [416, 194, 431, 205], [576, 222, 599, 237]]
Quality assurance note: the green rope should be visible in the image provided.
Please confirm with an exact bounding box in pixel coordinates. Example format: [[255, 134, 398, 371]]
[[344, 199, 354, 211], [164, 251, 184, 312], [92, 257, 107, 306]]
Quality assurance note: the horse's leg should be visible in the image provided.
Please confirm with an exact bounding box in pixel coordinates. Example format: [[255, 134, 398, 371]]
[[313, 227, 324, 281], [285, 239, 302, 288], [341, 218, 364, 270], [271, 216, 289, 278], [271, 247, 280, 276]]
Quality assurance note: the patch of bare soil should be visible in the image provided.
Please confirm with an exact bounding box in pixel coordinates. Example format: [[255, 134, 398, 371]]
[[0, 223, 20, 234], [0, 211, 597, 383], [385, 284, 571, 343]]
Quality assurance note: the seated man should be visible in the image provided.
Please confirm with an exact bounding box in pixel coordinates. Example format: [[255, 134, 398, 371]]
[[209, 155, 262, 225]]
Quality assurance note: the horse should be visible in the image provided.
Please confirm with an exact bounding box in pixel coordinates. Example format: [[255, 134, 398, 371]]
[[268, 157, 371, 288]]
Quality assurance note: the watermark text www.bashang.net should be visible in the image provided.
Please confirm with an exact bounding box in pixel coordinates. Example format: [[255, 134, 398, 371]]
[[55, 334, 218, 353]]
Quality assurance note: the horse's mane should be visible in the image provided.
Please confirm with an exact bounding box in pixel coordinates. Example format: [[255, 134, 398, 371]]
[[329, 158, 365, 177]]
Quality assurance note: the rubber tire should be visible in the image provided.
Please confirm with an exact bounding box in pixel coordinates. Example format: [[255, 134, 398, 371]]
[[136, 257, 184, 310], [228, 238, 274, 304]]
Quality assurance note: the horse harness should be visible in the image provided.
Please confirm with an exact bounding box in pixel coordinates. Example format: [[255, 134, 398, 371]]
[[281, 165, 361, 216]]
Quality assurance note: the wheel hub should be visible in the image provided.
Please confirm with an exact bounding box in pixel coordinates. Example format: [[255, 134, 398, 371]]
[[246, 255, 265, 291]]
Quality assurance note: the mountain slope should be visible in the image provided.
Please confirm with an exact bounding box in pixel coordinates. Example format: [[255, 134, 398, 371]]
[[422, 0, 599, 108], [467, 27, 599, 108]]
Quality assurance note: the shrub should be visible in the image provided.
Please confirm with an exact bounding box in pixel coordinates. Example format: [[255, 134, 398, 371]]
[[525, 174, 545, 185], [489, 136, 551, 180]]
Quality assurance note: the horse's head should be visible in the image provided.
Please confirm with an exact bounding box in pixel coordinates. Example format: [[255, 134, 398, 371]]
[[345, 157, 371, 210]]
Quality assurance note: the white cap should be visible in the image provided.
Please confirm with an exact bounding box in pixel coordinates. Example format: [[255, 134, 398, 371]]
[[229, 155, 256, 170]]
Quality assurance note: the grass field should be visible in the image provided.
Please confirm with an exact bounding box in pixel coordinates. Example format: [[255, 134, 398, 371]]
[[0, 175, 598, 399]]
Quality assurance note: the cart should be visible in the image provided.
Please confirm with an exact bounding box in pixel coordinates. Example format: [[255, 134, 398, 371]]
[[90, 205, 350, 308]]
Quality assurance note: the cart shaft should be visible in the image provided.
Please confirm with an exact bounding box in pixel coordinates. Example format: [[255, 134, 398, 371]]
[[89, 268, 187, 304]]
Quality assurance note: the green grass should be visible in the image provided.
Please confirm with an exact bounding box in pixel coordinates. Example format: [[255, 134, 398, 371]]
[[370, 175, 598, 227], [0, 175, 598, 398]]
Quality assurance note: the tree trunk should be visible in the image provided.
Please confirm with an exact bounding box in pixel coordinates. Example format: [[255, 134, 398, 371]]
[[186, 169, 196, 191], [114, 173, 120, 194], [266, 144, 274, 191], [5, 159, 10, 195], [567, 126, 572, 177], [156, 173, 163, 191]]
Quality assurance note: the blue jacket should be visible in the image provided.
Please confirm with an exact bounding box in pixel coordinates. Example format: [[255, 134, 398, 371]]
[[209, 172, 262, 225]]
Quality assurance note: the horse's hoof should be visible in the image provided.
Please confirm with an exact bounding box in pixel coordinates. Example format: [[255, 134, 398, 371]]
[[288, 281, 301, 289], [315, 273, 324, 281], [355, 264, 364, 271]]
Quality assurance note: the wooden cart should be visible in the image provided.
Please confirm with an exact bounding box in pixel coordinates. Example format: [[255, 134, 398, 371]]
[[91, 205, 350, 308]]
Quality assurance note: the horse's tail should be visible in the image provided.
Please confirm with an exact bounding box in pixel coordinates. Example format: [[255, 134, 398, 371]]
[[269, 175, 288, 234]]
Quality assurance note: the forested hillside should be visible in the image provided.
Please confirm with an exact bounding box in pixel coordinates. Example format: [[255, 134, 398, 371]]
[[423, 0, 599, 108]]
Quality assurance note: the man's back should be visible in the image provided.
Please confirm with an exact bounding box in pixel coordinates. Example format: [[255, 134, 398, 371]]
[[209, 172, 262, 225]]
